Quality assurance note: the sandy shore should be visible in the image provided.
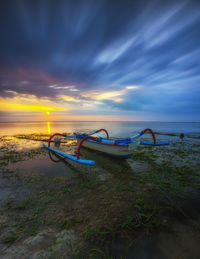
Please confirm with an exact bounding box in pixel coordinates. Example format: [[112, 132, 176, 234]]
[[0, 133, 200, 258]]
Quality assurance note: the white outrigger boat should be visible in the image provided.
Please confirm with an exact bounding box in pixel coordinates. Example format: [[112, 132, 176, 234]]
[[43, 128, 169, 166]]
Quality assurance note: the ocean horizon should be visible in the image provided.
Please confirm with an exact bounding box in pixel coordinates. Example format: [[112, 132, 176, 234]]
[[1, 121, 200, 137]]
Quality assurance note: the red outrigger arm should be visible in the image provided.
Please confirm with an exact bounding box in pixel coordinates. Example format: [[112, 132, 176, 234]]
[[76, 128, 109, 159], [97, 128, 109, 138], [48, 133, 63, 147], [77, 136, 97, 159], [142, 128, 156, 144]]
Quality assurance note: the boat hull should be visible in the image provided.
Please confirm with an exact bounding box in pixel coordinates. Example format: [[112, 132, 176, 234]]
[[81, 139, 134, 158]]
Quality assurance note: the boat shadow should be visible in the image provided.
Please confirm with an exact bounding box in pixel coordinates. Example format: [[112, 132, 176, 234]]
[[80, 147, 133, 174], [46, 139, 135, 180]]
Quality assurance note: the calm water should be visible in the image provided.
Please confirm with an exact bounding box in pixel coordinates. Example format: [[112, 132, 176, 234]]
[[0, 121, 200, 137]]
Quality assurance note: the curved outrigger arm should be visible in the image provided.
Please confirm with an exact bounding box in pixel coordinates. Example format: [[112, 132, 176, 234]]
[[130, 128, 169, 145], [131, 128, 156, 143]]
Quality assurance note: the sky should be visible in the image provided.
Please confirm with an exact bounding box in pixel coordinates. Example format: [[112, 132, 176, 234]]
[[0, 0, 200, 122]]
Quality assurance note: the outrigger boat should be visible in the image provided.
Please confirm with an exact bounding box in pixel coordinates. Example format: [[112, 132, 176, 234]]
[[43, 128, 169, 166]]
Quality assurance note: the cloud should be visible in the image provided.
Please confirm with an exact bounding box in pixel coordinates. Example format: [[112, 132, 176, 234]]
[[0, 0, 200, 120], [0, 92, 65, 112]]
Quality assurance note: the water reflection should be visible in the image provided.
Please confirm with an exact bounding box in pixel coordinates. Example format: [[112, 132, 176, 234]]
[[47, 121, 51, 134], [48, 150, 60, 163], [0, 136, 41, 151], [8, 154, 75, 177]]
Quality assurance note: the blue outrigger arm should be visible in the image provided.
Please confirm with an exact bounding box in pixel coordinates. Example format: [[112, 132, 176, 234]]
[[140, 142, 169, 146], [43, 144, 95, 166]]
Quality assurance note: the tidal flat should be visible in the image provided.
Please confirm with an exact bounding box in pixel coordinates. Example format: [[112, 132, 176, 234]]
[[0, 133, 200, 258]]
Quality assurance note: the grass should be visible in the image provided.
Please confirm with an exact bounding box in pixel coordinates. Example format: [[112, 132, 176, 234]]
[[81, 180, 94, 189], [13, 198, 33, 210], [60, 218, 84, 229], [3, 235, 18, 245], [0, 147, 45, 166]]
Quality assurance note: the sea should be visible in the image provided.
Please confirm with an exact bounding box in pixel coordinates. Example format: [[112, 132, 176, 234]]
[[0, 121, 200, 138]]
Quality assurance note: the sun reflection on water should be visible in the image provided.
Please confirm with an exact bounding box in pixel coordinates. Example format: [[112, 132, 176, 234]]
[[47, 121, 51, 134]]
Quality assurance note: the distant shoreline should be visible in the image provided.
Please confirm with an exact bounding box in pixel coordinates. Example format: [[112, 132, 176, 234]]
[[0, 121, 200, 123]]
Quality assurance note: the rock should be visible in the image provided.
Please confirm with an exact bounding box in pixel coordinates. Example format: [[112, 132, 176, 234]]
[[0, 213, 8, 227], [0, 246, 27, 259], [32, 250, 52, 259], [51, 229, 78, 255], [24, 230, 50, 247]]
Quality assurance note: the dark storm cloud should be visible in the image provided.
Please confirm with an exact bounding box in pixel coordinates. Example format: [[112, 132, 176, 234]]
[[0, 0, 200, 119]]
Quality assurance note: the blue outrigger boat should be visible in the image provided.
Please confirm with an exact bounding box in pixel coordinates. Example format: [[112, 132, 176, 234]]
[[43, 128, 169, 166]]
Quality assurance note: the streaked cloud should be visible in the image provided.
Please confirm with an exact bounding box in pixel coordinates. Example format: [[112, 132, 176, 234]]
[[95, 36, 136, 64], [0, 0, 199, 121]]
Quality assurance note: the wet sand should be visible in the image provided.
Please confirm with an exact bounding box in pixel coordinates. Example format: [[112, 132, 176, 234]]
[[0, 133, 200, 258]]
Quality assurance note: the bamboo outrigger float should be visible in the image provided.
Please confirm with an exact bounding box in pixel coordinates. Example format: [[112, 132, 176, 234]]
[[43, 128, 169, 166]]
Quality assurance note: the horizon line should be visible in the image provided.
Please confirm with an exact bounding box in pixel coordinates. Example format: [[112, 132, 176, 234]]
[[0, 120, 200, 123]]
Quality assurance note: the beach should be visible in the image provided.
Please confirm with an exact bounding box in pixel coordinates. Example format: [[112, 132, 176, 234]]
[[0, 122, 200, 258]]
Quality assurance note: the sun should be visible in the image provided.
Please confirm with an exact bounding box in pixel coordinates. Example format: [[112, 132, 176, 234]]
[[46, 111, 50, 116]]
